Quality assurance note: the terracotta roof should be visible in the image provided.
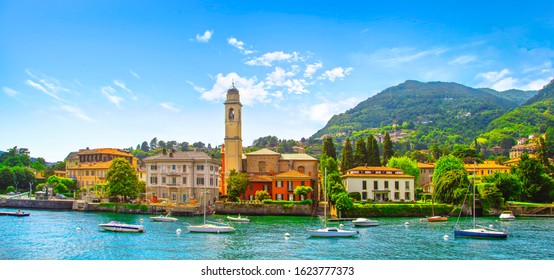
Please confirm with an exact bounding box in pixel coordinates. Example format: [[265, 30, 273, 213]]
[[280, 153, 317, 160], [273, 170, 311, 179], [246, 148, 280, 155], [249, 175, 272, 182], [463, 163, 510, 169], [342, 173, 414, 179], [78, 148, 132, 157], [347, 166, 403, 172], [417, 162, 435, 168]]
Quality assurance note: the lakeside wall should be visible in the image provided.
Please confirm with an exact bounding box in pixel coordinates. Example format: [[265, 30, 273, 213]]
[[214, 201, 313, 216]]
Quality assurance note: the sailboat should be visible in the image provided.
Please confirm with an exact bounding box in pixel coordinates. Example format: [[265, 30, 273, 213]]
[[454, 162, 507, 239], [427, 196, 448, 222], [187, 191, 235, 233], [307, 168, 358, 238]]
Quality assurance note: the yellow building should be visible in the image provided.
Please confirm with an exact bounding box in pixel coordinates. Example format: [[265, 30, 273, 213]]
[[464, 160, 510, 177], [65, 148, 139, 189]]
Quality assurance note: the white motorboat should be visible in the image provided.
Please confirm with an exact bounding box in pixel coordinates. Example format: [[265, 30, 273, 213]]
[[206, 219, 230, 226], [99, 221, 145, 233], [352, 218, 379, 227], [499, 210, 516, 221], [150, 215, 178, 222], [227, 214, 250, 223], [307, 168, 358, 238]]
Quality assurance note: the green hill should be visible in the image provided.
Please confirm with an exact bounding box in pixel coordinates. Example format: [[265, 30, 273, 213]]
[[478, 79, 554, 146], [311, 80, 520, 149], [478, 88, 537, 106]]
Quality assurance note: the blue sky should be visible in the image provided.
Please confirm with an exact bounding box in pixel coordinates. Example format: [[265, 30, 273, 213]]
[[1, 0, 553, 162]]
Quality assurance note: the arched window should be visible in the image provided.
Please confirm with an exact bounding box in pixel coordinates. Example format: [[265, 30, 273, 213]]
[[259, 161, 266, 172], [297, 166, 305, 173], [228, 108, 235, 121]]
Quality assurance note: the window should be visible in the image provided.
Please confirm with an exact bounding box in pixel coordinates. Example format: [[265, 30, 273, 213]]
[[362, 181, 367, 190], [298, 166, 304, 173], [85, 170, 89, 176], [395, 192, 400, 200], [197, 165, 204, 171], [250, 185, 253, 191], [287, 181, 293, 191], [395, 181, 399, 190], [171, 177, 176, 185], [182, 165, 187, 172], [276, 194, 283, 200], [277, 181, 282, 188], [249, 195, 254, 201], [301, 181, 305, 186], [197, 178, 204, 185], [405, 192, 411, 200], [172, 194, 176, 201], [150, 177, 158, 184], [384, 181, 389, 189], [288, 194, 294, 201], [172, 165, 176, 170], [162, 177, 166, 184], [210, 178, 214, 186], [373, 181, 378, 190], [182, 177, 187, 185], [161, 165, 167, 172], [263, 185, 269, 191], [210, 165, 214, 171], [259, 161, 266, 172], [405, 181, 410, 190], [151, 165, 157, 171], [362, 192, 367, 200]]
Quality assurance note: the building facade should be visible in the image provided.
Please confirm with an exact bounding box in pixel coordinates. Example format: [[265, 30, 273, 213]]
[[144, 150, 220, 204], [342, 166, 415, 202], [65, 148, 139, 189], [465, 160, 510, 177]]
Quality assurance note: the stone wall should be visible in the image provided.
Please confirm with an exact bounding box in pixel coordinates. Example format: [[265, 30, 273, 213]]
[[4, 198, 74, 210], [215, 201, 313, 216]]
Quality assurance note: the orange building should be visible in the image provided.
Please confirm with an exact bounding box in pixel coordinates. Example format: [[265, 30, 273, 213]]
[[65, 148, 139, 189]]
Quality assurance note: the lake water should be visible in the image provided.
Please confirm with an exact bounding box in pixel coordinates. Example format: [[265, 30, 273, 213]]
[[1, 207, 553, 260]]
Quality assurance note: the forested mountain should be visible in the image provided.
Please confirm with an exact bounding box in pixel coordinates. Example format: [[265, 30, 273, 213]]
[[478, 88, 537, 106], [310, 80, 526, 150], [479, 79, 554, 146]]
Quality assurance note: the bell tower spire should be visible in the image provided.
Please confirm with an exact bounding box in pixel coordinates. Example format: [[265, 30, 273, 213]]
[[223, 84, 243, 193]]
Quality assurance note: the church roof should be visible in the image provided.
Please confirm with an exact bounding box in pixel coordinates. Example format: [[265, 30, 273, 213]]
[[273, 170, 311, 179], [280, 153, 317, 161], [246, 148, 280, 155]]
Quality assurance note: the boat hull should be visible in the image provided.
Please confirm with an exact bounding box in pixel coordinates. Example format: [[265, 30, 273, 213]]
[[99, 222, 145, 233], [352, 218, 379, 227], [427, 216, 448, 222], [187, 224, 235, 233], [307, 228, 359, 237], [0, 211, 30, 217], [150, 216, 178, 222], [227, 216, 250, 223], [454, 228, 507, 239]]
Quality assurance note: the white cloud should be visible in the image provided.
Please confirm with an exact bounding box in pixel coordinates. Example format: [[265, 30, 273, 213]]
[[264, 67, 309, 94], [59, 104, 94, 122], [101, 85, 125, 107], [245, 51, 299, 66], [303, 97, 360, 122], [318, 67, 354, 82], [129, 70, 141, 79], [26, 79, 66, 102], [521, 78, 553, 91], [370, 47, 447, 66], [227, 37, 254, 55], [195, 30, 213, 43], [449, 55, 477, 65], [113, 80, 132, 94], [304, 62, 323, 78], [160, 102, 180, 113], [477, 69, 511, 83], [200, 72, 269, 105], [3, 87, 18, 97], [186, 80, 206, 93]]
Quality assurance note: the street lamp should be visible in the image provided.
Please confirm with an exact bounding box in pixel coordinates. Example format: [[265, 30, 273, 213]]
[[29, 182, 33, 198]]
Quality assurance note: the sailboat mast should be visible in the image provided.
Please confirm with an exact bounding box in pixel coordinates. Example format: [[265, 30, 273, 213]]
[[473, 161, 476, 229], [324, 167, 327, 228]]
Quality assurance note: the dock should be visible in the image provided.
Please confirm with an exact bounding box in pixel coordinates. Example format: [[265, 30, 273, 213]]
[[0, 211, 30, 217]]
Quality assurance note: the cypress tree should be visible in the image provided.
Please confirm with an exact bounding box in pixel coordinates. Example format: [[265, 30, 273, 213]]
[[340, 138, 354, 174], [353, 137, 367, 167], [322, 136, 337, 160], [382, 132, 394, 166], [367, 134, 381, 166]]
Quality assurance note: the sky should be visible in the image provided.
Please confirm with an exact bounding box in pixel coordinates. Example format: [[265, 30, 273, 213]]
[[1, 0, 553, 162]]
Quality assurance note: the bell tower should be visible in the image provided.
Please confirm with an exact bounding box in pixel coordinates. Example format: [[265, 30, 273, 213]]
[[223, 84, 243, 192]]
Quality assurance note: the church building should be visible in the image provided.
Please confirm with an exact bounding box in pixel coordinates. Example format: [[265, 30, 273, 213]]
[[220, 85, 319, 202]]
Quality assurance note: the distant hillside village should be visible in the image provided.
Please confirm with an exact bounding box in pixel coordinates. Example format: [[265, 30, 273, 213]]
[[2, 82, 553, 209]]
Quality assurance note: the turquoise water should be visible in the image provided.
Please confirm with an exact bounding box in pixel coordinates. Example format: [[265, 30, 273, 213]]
[[1, 208, 553, 260]]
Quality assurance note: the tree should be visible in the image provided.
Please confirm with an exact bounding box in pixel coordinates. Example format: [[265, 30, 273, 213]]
[[137, 181, 146, 194], [514, 153, 554, 202], [319, 155, 346, 203], [432, 155, 469, 204], [340, 138, 354, 174], [140, 141, 150, 152], [106, 158, 140, 201], [255, 190, 270, 201], [226, 169, 250, 202], [293, 186, 313, 199], [367, 134, 381, 166], [150, 137, 158, 150], [353, 137, 367, 167], [388, 156, 420, 183], [322, 136, 337, 160], [382, 132, 394, 165], [482, 172, 521, 202], [333, 191, 354, 214], [0, 167, 15, 189]]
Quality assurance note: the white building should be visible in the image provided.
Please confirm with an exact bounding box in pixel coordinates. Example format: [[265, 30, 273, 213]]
[[342, 166, 415, 202], [144, 150, 220, 204]]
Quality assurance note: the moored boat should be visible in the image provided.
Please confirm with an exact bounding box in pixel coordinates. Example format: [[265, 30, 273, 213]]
[[499, 210, 516, 221], [0, 210, 30, 217], [352, 218, 379, 227], [227, 214, 250, 223], [427, 216, 448, 222], [99, 221, 145, 233]]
